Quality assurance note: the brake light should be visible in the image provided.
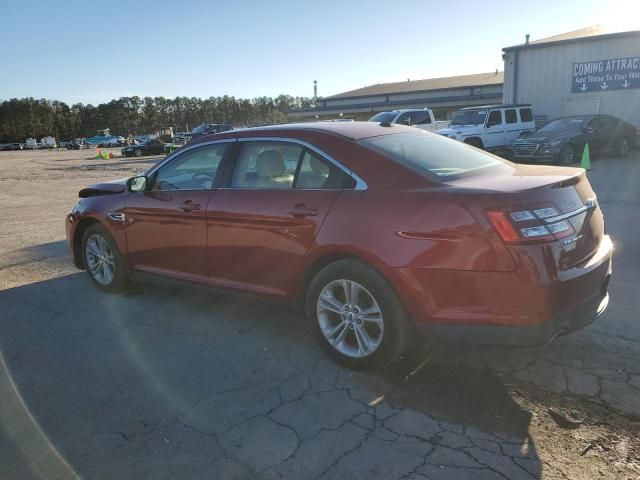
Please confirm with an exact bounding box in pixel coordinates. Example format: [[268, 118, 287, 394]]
[[487, 207, 575, 244]]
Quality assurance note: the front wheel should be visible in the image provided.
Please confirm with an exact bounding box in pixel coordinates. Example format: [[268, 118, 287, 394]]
[[134, 148, 143, 157], [558, 144, 575, 165], [306, 259, 413, 370], [82, 224, 129, 292]]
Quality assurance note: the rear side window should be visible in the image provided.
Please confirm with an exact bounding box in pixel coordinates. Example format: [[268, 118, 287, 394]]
[[231, 141, 300, 189], [487, 110, 502, 126], [295, 151, 356, 189], [519, 108, 533, 122], [411, 111, 432, 125], [360, 132, 505, 179], [505, 109, 518, 124]]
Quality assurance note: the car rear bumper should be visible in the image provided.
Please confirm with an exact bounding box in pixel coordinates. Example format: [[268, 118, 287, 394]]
[[398, 235, 613, 347], [416, 287, 609, 347]]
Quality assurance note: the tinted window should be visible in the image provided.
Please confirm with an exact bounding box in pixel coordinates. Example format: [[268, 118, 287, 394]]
[[369, 112, 397, 123], [295, 151, 355, 189], [599, 116, 617, 128], [538, 118, 586, 134], [395, 112, 412, 125], [520, 108, 533, 122], [360, 131, 505, 179], [487, 110, 502, 126], [231, 141, 301, 189], [151, 143, 228, 191], [505, 109, 517, 124], [451, 109, 487, 126]]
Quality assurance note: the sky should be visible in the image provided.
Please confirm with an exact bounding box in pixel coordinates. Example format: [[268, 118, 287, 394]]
[[1, 0, 638, 105]]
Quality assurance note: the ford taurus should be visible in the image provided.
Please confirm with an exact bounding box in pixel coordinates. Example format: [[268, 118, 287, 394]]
[[66, 122, 612, 369]]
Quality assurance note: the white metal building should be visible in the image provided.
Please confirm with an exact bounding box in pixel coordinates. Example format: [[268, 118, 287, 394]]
[[503, 27, 640, 126]]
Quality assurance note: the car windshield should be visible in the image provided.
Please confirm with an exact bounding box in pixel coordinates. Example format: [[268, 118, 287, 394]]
[[360, 131, 506, 178], [369, 112, 397, 123], [191, 124, 208, 134], [450, 110, 487, 126], [537, 117, 586, 134]]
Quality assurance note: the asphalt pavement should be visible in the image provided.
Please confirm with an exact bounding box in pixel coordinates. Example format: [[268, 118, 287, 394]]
[[0, 148, 639, 479]]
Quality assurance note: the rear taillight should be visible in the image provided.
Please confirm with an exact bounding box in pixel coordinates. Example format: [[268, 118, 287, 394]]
[[486, 206, 575, 244]]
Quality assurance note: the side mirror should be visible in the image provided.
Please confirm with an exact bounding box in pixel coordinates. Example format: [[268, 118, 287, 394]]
[[127, 175, 148, 192]]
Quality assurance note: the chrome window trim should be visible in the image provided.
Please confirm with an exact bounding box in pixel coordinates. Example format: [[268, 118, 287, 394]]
[[235, 136, 368, 191]]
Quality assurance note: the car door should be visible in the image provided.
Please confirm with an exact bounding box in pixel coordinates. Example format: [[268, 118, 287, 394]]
[[484, 109, 505, 148], [584, 117, 606, 153], [123, 141, 232, 283], [205, 139, 354, 298]]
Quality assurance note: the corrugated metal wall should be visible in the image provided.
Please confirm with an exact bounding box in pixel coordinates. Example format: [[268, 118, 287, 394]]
[[503, 35, 640, 126]]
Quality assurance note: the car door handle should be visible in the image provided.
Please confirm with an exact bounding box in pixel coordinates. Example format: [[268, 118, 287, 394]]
[[288, 206, 318, 218], [179, 200, 201, 212]]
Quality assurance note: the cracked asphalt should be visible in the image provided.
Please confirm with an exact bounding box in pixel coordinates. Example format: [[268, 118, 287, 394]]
[[0, 148, 639, 479]]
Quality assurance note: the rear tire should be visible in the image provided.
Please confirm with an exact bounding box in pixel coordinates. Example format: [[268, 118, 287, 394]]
[[558, 144, 575, 165], [305, 259, 413, 370], [82, 223, 129, 293]]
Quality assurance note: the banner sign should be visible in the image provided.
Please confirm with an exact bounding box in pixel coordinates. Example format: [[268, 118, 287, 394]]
[[571, 56, 640, 93]]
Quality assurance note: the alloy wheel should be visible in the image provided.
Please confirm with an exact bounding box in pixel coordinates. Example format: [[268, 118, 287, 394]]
[[316, 279, 384, 358], [85, 233, 116, 285]]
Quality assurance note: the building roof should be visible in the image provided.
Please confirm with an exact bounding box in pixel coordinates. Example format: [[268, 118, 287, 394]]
[[325, 71, 504, 99], [503, 26, 640, 51]]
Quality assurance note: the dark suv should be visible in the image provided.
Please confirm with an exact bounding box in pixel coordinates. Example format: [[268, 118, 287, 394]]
[[512, 114, 636, 165]]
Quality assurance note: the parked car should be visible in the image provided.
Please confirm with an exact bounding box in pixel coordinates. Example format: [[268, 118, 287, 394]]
[[437, 104, 536, 155], [189, 123, 233, 141], [512, 114, 635, 165], [121, 138, 166, 157], [67, 122, 612, 369], [369, 109, 439, 132]]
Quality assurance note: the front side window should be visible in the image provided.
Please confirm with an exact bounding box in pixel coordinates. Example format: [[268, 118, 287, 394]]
[[360, 131, 506, 179], [487, 110, 503, 126], [505, 109, 518, 124], [231, 142, 301, 189], [395, 112, 412, 125], [151, 143, 228, 191], [410, 110, 432, 125]]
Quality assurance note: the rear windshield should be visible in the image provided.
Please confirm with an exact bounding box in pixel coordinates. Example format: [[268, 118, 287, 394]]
[[359, 131, 506, 178], [369, 112, 397, 123]]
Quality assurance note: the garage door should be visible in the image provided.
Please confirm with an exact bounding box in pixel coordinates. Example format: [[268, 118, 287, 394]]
[[563, 96, 600, 116]]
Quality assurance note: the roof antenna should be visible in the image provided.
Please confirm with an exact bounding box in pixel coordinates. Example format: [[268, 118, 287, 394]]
[[525, 33, 530, 45]]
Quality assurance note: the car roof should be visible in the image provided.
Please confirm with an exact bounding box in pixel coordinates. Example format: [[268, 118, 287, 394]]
[[458, 104, 532, 111], [203, 121, 416, 142]]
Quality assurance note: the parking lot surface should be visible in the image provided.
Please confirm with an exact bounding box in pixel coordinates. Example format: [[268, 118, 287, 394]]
[[1, 148, 639, 479]]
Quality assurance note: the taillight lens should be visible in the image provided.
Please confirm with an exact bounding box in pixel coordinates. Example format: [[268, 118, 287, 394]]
[[487, 207, 575, 244]]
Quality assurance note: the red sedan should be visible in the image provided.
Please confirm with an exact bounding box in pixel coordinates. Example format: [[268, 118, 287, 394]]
[[66, 122, 612, 369]]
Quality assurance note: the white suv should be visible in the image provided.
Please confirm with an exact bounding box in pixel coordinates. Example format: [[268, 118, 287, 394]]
[[369, 109, 439, 132], [437, 104, 536, 153]]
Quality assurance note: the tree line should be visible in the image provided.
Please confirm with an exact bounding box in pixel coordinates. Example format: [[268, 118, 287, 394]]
[[0, 95, 315, 143]]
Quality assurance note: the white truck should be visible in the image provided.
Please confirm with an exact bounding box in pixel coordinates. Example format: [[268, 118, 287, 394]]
[[369, 108, 445, 132], [436, 104, 536, 155]]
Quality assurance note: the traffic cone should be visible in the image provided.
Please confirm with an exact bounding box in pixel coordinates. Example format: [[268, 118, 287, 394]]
[[580, 143, 591, 170], [108, 152, 114, 159]]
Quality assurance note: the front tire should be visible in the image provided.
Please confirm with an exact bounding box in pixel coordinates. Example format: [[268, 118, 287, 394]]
[[558, 144, 575, 165], [82, 224, 129, 292], [305, 259, 413, 370], [134, 148, 143, 157]]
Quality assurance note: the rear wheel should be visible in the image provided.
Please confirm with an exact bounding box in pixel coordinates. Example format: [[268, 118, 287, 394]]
[[558, 144, 575, 165], [134, 148, 143, 157], [306, 259, 413, 370], [617, 137, 630, 158], [82, 224, 129, 292]]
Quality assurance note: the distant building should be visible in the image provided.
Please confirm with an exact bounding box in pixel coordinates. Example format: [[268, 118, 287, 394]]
[[503, 26, 640, 126], [290, 71, 504, 121]]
